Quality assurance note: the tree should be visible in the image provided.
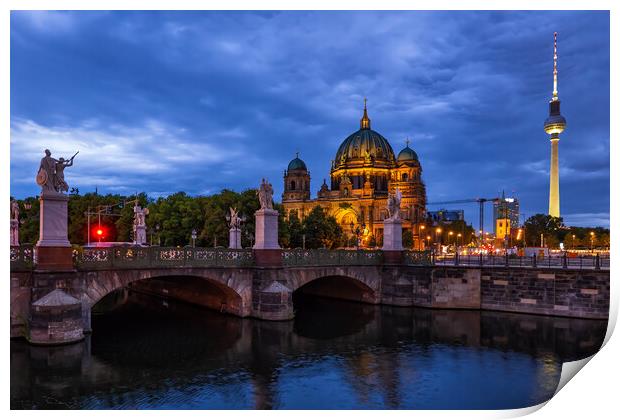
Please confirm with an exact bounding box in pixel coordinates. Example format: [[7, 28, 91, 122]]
[[523, 214, 564, 247], [301, 206, 343, 249], [402, 230, 413, 249], [280, 212, 303, 248]]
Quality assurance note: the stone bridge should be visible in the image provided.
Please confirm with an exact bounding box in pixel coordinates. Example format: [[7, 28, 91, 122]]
[[10, 245, 610, 345]]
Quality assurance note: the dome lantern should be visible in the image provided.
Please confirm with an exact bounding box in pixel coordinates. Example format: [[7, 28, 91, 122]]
[[360, 98, 371, 130]]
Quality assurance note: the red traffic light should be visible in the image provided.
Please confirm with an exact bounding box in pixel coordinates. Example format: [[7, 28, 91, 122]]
[[96, 228, 103, 236]]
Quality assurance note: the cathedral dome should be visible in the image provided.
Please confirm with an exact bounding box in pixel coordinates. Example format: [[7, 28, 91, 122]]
[[396, 144, 419, 163], [333, 102, 396, 169], [287, 154, 307, 171]]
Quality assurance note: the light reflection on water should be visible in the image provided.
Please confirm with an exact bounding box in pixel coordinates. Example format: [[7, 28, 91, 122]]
[[11, 290, 606, 409]]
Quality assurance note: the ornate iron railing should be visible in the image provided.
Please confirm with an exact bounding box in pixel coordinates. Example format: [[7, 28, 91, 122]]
[[282, 249, 383, 266], [403, 250, 433, 266], [10, 245, 34, 270], [76, 246, 254, 270]]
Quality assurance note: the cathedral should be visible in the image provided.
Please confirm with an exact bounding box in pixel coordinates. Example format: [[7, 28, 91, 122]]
[[282, 101, 427, 249]]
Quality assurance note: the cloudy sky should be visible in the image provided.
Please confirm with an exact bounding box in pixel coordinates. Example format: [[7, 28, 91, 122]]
[[10, 11, 610, 227]]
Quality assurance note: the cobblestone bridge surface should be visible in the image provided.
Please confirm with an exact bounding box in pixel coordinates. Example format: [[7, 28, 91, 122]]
[[10, 246, 610, 345]]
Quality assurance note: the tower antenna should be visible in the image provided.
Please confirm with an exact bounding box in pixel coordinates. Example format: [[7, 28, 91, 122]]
[[552, 32, 558, 100]]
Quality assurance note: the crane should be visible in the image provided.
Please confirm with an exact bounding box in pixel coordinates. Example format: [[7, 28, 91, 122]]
[[426, 197, 500, 239]]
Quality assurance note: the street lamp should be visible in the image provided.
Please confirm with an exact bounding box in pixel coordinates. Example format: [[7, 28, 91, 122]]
[[435, 227, 442, 253], [449, 231, 454, 248], [457, 233, 462, 249], [191, 229, 197, 248], [590, 231, 595, 252], [571, 234, 576, 250], [419, 225, 426, 250]]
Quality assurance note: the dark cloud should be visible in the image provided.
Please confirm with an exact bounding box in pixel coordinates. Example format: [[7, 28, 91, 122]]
[[10, 11, 609, 227]]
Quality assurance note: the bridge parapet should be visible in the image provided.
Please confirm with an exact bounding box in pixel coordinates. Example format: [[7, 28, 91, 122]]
[[282, 249, 383, 266], [403, 250, 432, 266], [76, 246, 254, 270], [10, 245, 34, 271]]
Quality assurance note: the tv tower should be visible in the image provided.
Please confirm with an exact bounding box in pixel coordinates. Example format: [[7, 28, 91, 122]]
[[544, 32, 567, 218]]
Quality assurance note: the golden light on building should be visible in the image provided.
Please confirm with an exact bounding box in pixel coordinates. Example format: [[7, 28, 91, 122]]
[[282, 99, 427, 248]]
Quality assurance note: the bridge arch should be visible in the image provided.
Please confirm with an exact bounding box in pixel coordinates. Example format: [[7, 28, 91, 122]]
[[79, 267, 253, 332], [274, 266, 382, 305]]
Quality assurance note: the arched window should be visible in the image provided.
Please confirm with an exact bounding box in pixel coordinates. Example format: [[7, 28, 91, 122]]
[[402, 173, 409, 181], [344, 187, 349, 197], [291, 180, 296, 190]]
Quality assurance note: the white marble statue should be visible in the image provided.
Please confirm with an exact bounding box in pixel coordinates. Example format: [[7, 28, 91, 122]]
[[385, 188, 403, 222], [10, 200, 19, 246], [11, 200, 19, 221], [257, 178, 274, 210], [228, 207, 242, 230], [133, 203, 149, 245]]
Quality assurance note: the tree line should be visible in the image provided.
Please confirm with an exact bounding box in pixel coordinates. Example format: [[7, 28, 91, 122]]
[[11, 191, 609, 250], [12, 190, 345, 249]]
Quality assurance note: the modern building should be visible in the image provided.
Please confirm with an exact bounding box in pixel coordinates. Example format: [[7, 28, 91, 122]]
[[544, 32, 567, 218], [282, 100, 427, 248], [493, 193, 520, 239], [427, 209, 464, 224]]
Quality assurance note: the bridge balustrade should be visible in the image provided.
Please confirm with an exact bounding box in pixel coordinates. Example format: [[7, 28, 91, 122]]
[[282, 249, 384, 266], [75, 246, 254, 270], [403, 250, 433, 266], [10, 245, 34, 270]]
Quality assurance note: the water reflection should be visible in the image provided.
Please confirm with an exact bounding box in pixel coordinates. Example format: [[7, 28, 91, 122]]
[[11, 290, 607, 409]]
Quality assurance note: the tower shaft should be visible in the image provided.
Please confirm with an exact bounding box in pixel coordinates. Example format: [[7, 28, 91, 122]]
[[548, 139, 560, 217]]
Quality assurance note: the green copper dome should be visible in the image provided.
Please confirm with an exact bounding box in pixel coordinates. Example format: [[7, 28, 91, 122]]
[[397, 145, 419, 162], [333, 102, 396, 168], [287, 155, 307, 171]]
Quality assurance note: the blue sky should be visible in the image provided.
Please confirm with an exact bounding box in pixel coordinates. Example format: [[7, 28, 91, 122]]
[[10, 11, 610, 227]]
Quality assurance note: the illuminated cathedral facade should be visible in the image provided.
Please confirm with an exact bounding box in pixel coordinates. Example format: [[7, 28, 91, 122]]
[[282, 101, 427, 249]]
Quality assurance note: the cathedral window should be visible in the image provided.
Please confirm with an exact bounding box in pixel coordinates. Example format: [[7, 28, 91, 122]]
[[291, 180, 296, 190], [402, 173, 408, 181]]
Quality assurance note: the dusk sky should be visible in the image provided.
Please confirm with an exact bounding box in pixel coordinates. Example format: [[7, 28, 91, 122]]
[[10, 10, 610, 228]]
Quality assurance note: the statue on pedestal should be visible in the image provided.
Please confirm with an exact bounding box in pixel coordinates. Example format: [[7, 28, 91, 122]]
[[10, 200, 19, 246], [228, 207, 242, 230], [36, 149, 78, 194], [257, 178, 274, 210], [385, 188, 403, 222], [133, 204, 149, 245], [227, 207, 244, 249]]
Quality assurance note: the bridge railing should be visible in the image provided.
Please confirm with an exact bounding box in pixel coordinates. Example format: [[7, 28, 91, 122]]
[[403, 250, 433, 266], [282, 249, 384, 266], [76, 246, 254, 270], [434, 253, 609, 270], [10, 245, 34, 271]]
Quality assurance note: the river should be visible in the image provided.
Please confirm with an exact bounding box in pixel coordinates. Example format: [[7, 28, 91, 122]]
[[11, 289, 606, 409]]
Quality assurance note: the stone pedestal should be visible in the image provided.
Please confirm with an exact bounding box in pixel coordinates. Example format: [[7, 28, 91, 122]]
[[254, 209, 280, 250], [10, 219, 19, 246], [382, 219, 404, 251], [134, 225, 147, 245], [36, 192, 73, 270], [229, 228, 242, 249], [29, 289, 84, 345], [37, 192, 71, 247]]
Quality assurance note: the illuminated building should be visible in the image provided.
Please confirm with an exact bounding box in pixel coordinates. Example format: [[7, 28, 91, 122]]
[[282, 100, 427, 248], [493, 192, 520, 239], [544, 32, 567, 218]]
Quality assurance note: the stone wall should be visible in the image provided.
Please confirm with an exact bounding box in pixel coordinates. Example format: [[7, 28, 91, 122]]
[[10, 262, 610, 343], [480, 268, 609, 319], [397, 266, 609, 320]]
